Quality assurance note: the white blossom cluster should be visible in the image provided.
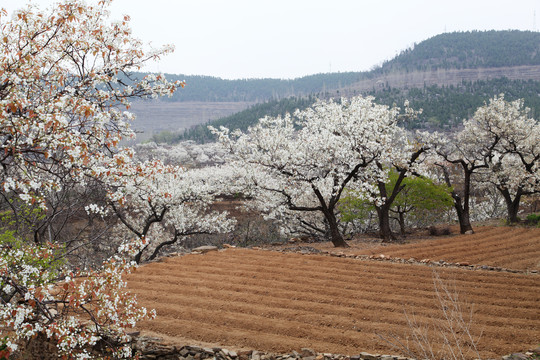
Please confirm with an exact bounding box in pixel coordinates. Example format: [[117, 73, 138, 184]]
[[425, 95, 540, 224], [211, 96, 419, 243], [0, 0, 181, 358], [0, 239, 153, 359], [98, 158, 237, 262], [135, 141, 230, 166], [0, 0, 183, 209]]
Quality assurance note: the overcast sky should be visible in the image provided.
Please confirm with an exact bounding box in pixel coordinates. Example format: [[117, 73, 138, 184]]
[[3, 0, 540, 79]]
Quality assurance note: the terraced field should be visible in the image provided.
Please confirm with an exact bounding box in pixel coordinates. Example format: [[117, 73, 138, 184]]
[[323, 226, 539, 272], [127, 229, 540, 359]]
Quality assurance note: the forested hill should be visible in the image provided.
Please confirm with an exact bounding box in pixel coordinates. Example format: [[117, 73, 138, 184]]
[[171, 77, 540, 143], [377, 30, 540, 73], [133, 72, 367, 102], [140, 30, 540, 144], [137, 30, 540, 103]]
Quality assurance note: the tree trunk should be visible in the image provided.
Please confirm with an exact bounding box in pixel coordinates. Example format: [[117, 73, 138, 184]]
[[134, 244, 149, 264], [442, 165, 474, 234], [398, 211, 406, 235], [377, 205, 395, 242], [499, 188, 522, 224], [323, 210, 349, 247], [451, 191, 473, 234], [148, 233, 180, 261], [457, 207, 474, 234]]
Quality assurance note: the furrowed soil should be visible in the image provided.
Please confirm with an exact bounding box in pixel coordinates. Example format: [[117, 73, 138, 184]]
[[306, 226, 540, 272], [126, 227, 540, 359]]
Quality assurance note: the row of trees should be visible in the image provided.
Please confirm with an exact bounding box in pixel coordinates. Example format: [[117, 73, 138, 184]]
[[173, 95, 318, 143], [212, 95, 540, 246]]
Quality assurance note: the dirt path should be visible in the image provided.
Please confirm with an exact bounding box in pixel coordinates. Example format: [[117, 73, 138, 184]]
[[127, 246, 539, 359]]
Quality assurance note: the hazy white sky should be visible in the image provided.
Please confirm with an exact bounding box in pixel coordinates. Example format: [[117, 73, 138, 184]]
[[3, 0, 540, 79]]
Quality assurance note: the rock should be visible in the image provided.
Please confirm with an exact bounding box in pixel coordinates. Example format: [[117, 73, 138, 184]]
[[301, 348, 317, 357], [359, 352, 378, 360], [192, 245, 218, 253], [226, 349, 238, 358], [504, 354, 529, 360], [464, 230, 474, 235], [222, 243, 236, 249]]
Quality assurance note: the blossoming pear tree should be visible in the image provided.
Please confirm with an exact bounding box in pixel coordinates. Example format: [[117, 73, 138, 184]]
[[99, 159, 236, 264], [0, 0, 181, 222], [427, 94, 540, 232], [0, 0, 182, 357], [470, 95, 540, 223], [0, 237, 155, 359], [368, 120, 430, 241], [427, 128, 490, 234], [212, 96, 409, 247]]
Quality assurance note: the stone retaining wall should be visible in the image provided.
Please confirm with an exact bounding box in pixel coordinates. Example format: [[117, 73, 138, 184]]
[[133, 336, 540, 360]]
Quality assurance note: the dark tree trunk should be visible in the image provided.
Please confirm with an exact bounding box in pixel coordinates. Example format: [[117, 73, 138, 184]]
[[456, 204, 474, 234], [499, 187, 522, 224], [373, 148, 426, 241], [134, 251, 143, 265], [323, 209, 349, 247], [377, 205, 395, 242], [148, 233, 180, 261], [398, 210, 406, 235], [450, 189, 474, 234], [442, 165, 474, 234]]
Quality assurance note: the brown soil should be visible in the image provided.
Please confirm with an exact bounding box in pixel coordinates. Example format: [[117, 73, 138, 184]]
[[126, 232, 540, 359], [298, 226, 539, 272]]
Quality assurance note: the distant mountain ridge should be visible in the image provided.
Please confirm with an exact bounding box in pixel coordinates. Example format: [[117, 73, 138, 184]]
[[142, 30, 540, 103], [377, 30, 540, 73], [132, 30, 540, 143]]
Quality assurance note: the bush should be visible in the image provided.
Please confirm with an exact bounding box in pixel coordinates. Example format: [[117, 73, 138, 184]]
[[526, 213, 540, 226], [428, 225, 451, 236]]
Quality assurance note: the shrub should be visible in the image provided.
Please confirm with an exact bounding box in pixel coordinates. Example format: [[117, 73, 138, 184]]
[[526, 213, 540, 226], [428, 226, 451, 236]]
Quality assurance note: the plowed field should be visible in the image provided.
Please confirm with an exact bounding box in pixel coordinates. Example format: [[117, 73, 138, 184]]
[[308, 226, 540, 272], [127, 236, 540, 359]]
